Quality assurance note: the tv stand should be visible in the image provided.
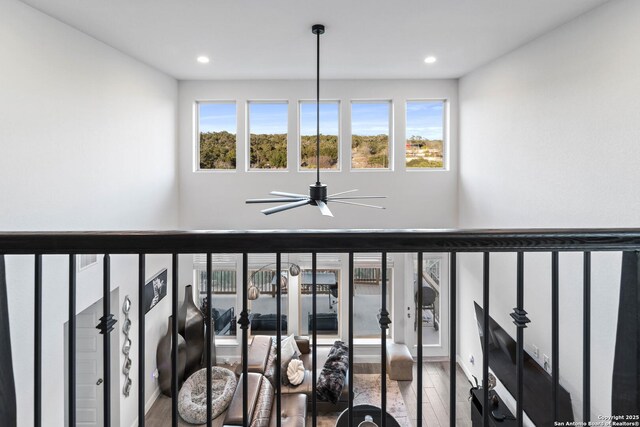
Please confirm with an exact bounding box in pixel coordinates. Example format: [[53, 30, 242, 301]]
[[470, 389, 516, 427]]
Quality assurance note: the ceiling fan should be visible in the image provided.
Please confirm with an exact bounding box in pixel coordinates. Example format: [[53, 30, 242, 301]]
[[246, 24, 386, 217]]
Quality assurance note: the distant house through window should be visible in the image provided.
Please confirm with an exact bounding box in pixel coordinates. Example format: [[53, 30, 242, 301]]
[[351, 101, 392, 169], [197, 102, 237, 170], [299, 101, 340, 170], [406, 100, 445, 169], [248, 102, 288, 170]]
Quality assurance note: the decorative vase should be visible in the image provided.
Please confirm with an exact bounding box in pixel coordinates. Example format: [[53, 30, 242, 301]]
[[178, 285, 205, 377], [156, 316, 187, 397]]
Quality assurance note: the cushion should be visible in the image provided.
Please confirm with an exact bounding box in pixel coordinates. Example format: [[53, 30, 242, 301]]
[[178, 366, 237, 424], [316, 341, 349, 404], [287, 358, 305, 386], [250, 374, 274, 427], [280, 335, 301, 385]]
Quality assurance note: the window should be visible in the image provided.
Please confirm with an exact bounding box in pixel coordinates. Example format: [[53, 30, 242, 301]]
[[351, 101, 391, 169], [299, 269, 340, 336], [406, 100, 445, 169], [197, 102, 236, 170], [194, 255, 237, 337], [299, 101, 340, 170], [353, 256, 392, 339], [248, 267, 289, 335], [248, 102, 288, 170]]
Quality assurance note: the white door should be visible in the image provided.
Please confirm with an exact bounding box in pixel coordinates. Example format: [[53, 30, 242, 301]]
[[76, 299, 104, 427], [404, 253, 450, 358]]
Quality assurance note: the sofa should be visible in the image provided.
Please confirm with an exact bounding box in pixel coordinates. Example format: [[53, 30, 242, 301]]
[[224, 335, 349, 427]]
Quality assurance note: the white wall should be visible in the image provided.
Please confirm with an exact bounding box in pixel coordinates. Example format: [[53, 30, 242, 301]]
[[178, 79, 458, 230], [458, 0, 640, 421], [0, 1, 179, 426]]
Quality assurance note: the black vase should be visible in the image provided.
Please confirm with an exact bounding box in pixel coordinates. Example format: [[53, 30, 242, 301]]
[[156, 316, 187, 397], [178, 285, 205, 377]]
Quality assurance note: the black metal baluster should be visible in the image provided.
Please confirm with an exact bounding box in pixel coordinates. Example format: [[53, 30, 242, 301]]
[[312, 252, 317, 427], [69, 254, 76, 427], [206, 253, 213, 427], [583, 252, 591, 423], [138, 254, 145, 427], [417, 252, 423, 427], [450, 252, 457, 427], [511, 252, 529, 427], [380, 252, 390, 427], [98, 254, 116, 427], [482, 252, 489, 427], [276, 253, 282, 427], [240, 253, 249, 427], [172, 253, 179, 427], [348, 253, 354, 427], [552, 251, 559, 422], [34, 254, 42, 427]]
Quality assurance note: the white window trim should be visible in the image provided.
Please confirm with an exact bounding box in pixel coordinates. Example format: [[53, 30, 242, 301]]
[[405, 98, 448, 172], [193, 100, 238, 173], [349, 99, 394, 172], [246, 100, 290, 172], [297, 99, 342, 173]]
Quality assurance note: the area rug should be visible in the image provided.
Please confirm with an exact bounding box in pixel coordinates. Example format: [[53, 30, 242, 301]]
[[315, 374, 410, 427]]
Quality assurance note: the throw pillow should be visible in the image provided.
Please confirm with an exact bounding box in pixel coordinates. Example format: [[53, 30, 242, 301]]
[[287, 357, 305, 386], [279, 334, 301, 386]]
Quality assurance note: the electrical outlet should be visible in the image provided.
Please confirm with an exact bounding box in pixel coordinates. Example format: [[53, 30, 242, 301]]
[[543, 355, 551, 373], [532, 344, 539, 359]]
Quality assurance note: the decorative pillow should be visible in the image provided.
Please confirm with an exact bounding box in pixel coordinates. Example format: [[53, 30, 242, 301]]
[[278, 334, 301, 385], [287, 358, 305, 386]]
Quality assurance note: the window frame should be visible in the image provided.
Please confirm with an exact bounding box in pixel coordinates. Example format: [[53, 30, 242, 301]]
[[297, 100, 342, 173], [405, 98, 448, 172], [192, 255, 239, 341], [352, 255, 394, 343], [194, 100, 238, 173], [297, 268, 341, 339], [349, 99, 394, 172], [246, 100, 290, 172]]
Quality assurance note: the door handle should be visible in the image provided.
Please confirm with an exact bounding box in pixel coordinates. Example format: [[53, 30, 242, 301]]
[[96, 378, 103, 386]]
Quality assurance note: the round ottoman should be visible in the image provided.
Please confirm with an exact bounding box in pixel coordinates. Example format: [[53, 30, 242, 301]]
[[178, 366, 237, 424]]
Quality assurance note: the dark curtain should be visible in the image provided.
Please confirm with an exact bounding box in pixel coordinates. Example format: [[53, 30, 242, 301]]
[[0, 255, 17, 426], [612, 251, 640, 414]]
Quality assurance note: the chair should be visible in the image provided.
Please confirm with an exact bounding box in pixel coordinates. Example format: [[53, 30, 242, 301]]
[[415, 285, 438, 331]]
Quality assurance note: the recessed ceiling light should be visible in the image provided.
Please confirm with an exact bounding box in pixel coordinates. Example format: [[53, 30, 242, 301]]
[[197, 56, 210, 64], [424, 56, 437, 64]]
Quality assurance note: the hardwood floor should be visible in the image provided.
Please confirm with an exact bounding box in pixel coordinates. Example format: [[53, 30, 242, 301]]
[[353, 362, 472, 427], [145, 362, 472, 427]]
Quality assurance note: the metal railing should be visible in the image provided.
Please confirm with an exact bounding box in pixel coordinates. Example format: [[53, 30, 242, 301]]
[[1, 228, 639, 427]]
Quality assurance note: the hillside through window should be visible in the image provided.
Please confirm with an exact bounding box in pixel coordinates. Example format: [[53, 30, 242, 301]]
[[248, 102, 288, 170], [406, 100, 445, 169], [198, 102, 236, 170], [351, 101, 391, 169], [299, 101, 339, 170]]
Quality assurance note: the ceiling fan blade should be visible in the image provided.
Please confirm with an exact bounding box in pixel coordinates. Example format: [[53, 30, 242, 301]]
[[316, 200, 334, 217], [270, 191, 309, 198], [328, 189, 359, 197], [246, 197, 306, 204], [329, 200, 385, 210], [261, 199, 311, 215], [328, 196, 386, 200]]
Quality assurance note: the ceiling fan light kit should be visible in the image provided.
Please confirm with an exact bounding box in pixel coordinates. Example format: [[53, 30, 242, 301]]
[[245, 24, 386, 217]]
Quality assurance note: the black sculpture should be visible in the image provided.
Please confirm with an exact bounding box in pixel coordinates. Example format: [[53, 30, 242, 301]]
[[156, 315, 187, 397], [178, 285, 205, 377]]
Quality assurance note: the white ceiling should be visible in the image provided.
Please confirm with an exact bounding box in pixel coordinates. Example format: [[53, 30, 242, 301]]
[[20, 0, 609, 80]]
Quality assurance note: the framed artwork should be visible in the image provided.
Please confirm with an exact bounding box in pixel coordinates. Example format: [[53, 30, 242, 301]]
[[143, 269, 168, 314]]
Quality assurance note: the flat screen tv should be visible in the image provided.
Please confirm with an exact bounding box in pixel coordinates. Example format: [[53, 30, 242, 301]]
[[474, 302, 574, 425]]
